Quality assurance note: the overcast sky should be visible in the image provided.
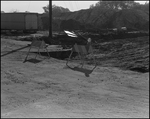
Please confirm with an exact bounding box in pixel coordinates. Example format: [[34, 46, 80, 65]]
[[1, 1, 148, 13]]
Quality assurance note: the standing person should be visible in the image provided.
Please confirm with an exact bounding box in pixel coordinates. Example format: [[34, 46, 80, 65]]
[[86, 37, 92, 52], [79, 38, 92, 68], [87, 37, 92, 44]]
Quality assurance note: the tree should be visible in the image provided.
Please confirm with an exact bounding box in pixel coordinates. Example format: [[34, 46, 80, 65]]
[[43, 4, 70, 14], [130, 2, 149, 12], [94, 1, 138, 10], [43, 5, 49, 13], [143, 2, 149, 11], [89, 4, 95, 9]]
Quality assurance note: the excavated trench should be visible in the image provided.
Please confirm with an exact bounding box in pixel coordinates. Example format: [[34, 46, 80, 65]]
[[32, 51, 149, 73], [130, 67, 149, 73], [31, 35, 149, 74], [33, 50, 77, 60]]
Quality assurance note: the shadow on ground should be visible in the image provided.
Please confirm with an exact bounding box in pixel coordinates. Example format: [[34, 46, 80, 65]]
[[66, 64, 97, 77], [23, 58, 42, 64]]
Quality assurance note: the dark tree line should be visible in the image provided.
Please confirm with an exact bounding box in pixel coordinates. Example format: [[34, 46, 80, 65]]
[[90, 1, 149, 12], [40, 1, 149, 31]]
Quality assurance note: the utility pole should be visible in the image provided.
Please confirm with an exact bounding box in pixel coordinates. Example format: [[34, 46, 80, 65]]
[[49, 0, 52, 44]]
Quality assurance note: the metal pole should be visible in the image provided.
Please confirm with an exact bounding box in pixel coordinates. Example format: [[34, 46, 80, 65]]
[[49, 0, 52, 44]]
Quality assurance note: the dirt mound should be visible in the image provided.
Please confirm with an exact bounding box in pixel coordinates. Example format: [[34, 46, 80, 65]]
[[111, 9, 149, 30], [39, 8, 149, 31], [94, 36, 149, 73]]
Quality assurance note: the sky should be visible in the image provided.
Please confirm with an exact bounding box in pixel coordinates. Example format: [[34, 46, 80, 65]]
[[1, 1, 149, 13]]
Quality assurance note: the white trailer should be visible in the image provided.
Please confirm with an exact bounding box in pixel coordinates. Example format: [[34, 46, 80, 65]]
[[1, 13, 38, 32]]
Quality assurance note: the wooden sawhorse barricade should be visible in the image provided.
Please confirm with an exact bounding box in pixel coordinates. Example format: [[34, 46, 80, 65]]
[[66, 43, 97, 70], [24, 38, 50, 62]]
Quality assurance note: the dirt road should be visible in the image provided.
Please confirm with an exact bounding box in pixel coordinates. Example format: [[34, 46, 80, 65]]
[[1, 38, 149, 118]]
